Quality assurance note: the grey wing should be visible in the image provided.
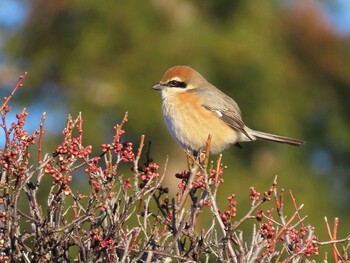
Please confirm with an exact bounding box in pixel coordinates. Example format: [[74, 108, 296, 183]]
[[189, 85, 253, 140]]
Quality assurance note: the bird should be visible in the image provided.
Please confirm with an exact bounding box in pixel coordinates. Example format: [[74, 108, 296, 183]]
[[152, 65, 305, 155]]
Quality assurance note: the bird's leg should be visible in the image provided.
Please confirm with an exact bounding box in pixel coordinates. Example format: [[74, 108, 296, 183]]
[[193, 150, 199, 162], [187, 134, 211, 168], [187, 149, 205, 169], [194, 148, 205, 160]]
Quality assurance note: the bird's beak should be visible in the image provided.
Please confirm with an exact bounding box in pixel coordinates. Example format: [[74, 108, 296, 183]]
[[152, 83, 163, 91]]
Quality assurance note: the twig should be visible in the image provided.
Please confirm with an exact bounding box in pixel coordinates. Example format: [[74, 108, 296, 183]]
[[289, 190, 305, 229], [232, 199, 265, 230], [203, 134, 211, 166], [38, 112, 46, 163], [176, 164, 198, 211], [0, 72, 28, 112], [232, 175, 279, 230], [77, 112, 83, 145], [136, 135, 145, 163], [316, 235, 350, 245], [214, 154, 222, 191], [202, 164, 237, 261], [273, 187, 291, 247], [333, 217, 339, 258], [133, 134, 145, 192], [164, 209, 190, 253], [325, 216, 341, 262], [1, 111, 10, 147], [277, 204, 304, 241], [121, 230, 134, 263]]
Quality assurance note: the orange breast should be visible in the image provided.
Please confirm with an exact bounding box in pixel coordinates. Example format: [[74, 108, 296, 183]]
[[162, 92, 238, 154]]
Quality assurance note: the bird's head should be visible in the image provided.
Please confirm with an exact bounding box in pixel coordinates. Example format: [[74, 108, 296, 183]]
[[152, 66, 207, 98]]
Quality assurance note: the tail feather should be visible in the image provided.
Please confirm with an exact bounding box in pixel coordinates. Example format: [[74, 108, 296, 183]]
[[248, 129, 306, 146]]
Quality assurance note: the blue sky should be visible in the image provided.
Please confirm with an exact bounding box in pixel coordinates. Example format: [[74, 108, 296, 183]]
[[323, 0, 350, 35], [0, 0, 27, 29]]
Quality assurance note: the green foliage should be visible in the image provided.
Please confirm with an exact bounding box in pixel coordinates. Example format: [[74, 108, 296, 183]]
[[3, 0, 350, 246]]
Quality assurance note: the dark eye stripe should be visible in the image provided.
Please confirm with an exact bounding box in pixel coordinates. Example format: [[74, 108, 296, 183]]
[[167, 80, 187, 88]]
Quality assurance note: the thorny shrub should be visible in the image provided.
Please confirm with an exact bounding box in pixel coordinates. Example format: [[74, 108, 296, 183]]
[[0, 73, 349, 262]]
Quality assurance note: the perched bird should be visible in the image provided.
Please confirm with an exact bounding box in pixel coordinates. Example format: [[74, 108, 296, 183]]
[[152, 65, 305, 155]]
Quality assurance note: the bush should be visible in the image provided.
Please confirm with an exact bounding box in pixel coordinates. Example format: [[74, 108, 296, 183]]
[[0, 73, 349, 262]]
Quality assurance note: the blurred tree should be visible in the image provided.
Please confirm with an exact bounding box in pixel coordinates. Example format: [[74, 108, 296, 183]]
[[3, 0, 350, 242]]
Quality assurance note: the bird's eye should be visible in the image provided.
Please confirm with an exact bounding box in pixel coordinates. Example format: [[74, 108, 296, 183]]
[[167, 80, 187, 88], [168, 80, 180, 87]]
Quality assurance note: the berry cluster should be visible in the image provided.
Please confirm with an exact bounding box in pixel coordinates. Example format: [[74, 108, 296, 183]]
[[0, 110, 39, 182], [283, 227, 319, 256], [90, 228, 115, 252], [209, 168, 225, 186], [111, 114, 135, 163], [250, 186, 261, 201], [175, 166, 225, 193], [124, 177, 132, 189], [45, 119, 93, 195], [139, 162, 160, 186], [57, 137, 93, 159], [175, 170, 191, 191], [259, 220, 276, 242], [263, 181, 277, 201], [84, 157, 103, 193], [256, 209, 264, 221], [88, 114, 136, 193], [258, 208, 275, 241], [220, 194, 237, 230], [44, 160, 73, 195]]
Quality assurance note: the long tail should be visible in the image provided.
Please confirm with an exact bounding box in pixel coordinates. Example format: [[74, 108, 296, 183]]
[[247, 129, 306, 146]]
